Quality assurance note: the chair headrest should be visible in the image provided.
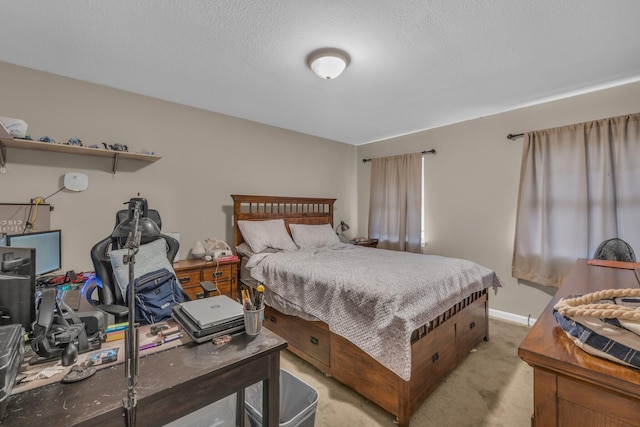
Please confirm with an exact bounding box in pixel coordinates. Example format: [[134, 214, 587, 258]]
[[115, 209, 162, 231]]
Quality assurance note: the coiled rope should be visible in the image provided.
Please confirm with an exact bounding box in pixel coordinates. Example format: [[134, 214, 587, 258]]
[[554, 288, 640, 321]]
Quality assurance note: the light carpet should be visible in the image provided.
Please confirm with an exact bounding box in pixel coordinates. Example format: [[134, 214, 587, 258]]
[[279, 317, 533, 427]]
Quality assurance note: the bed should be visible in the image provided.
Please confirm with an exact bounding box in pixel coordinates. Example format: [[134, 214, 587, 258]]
[[231, 194, 502, 426]]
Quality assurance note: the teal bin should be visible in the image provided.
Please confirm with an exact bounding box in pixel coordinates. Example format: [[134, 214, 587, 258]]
[[245, 369, 318, 427]]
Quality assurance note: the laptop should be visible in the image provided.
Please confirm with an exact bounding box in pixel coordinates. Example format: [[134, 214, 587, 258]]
[[172, 305, 245, 343], [180, 295, 244, 329], [171, 296, 244, 343]]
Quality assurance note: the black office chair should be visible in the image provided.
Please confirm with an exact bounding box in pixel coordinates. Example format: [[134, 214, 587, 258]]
[[87, 202, 180, 323]]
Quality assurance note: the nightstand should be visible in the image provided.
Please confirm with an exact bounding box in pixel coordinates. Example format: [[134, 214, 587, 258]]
[[173, 258, 240, 300], [353, 238, 378, 248]]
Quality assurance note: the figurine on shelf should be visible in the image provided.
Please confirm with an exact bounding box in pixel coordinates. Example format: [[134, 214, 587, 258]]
[[67, 137, 83, 146], [102, 142, 128, 152]]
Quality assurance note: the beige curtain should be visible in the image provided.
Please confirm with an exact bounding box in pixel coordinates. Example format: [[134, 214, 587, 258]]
[[512, 113, 640, 287], [368, 153, 422, 252]]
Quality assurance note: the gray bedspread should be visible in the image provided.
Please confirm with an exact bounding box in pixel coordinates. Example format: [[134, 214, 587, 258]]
[[246, 244, 503, 380]]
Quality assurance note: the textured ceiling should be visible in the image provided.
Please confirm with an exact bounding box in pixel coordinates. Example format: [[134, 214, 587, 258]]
[[1, 1, 640, 145]]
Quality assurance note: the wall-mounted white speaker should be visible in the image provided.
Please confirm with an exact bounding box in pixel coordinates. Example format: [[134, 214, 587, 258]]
[[64, 172, 89, 192]]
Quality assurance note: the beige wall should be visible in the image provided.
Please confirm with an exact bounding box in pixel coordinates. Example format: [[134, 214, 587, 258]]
[[4, 59, 640, 319], [357, 81, 640, 319], [0, 61, 357, 272]]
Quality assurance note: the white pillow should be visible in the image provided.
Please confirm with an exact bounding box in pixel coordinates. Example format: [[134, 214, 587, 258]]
[[289, 223, 340, 249], [110, 238, 175, 297], [236, 242, 255, 258], [237, 219, 297, 253]]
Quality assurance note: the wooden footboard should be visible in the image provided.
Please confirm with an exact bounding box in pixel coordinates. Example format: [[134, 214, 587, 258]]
[[263, 289, 489, 427]]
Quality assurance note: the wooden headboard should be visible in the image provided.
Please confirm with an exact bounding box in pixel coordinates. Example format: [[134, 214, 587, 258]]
[[231, 195, 336, 248]]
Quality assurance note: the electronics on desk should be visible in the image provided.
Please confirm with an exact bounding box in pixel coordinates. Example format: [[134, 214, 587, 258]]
[[172, 296, 245, 343], [29, 287, 105, 365], [0, 324, 24, 421], [0, 229, 65, 332], [5, 229, 62, 277], [0, 247, 37, 333]]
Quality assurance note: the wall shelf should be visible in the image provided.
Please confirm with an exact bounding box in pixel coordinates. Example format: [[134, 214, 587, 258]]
[[0, 123, 161, 174]]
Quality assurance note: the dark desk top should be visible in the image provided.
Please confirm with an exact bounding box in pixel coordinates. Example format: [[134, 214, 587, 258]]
[[4, 328, 287, 426], [518, 259, 640, 397]]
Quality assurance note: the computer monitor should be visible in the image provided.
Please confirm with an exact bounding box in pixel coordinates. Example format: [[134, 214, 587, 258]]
[[6, 230, 62, 276], [0, 246, 36, 331]]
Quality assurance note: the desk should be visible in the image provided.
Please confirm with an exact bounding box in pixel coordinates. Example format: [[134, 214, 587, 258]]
[[518, 259, 640, 427], [4, 328, 287, 427]]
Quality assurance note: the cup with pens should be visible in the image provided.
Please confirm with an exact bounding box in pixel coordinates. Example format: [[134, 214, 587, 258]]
[[242, 284, 265, 336]]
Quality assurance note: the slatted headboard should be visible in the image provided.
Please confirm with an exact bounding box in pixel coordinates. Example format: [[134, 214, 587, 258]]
[[231, 195, 336, 248]]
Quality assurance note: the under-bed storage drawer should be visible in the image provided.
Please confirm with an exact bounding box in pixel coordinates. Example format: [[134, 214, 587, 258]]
[[409, 320, 457, 403], [455, 294, 487, 361], [264, 306, 330, 366]]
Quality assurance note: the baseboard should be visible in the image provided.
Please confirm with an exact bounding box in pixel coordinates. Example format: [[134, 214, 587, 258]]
[[489, 308, 536, 327]]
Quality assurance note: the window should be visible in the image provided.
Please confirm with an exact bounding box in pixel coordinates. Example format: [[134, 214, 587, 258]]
[[512, 113, 640, 287]]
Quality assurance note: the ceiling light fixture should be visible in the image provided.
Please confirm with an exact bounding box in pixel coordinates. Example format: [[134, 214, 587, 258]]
[[307, 48, 350, 80]]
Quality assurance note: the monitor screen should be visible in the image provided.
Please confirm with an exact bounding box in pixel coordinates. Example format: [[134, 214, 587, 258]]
[[6, 230, 62, 276]]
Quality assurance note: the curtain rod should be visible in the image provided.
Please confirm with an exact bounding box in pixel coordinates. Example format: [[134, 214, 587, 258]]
[[362, 149, 436, 163], [506, 133, 524, 140]]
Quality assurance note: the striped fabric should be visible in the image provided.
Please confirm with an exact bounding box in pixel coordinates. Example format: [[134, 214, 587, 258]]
[[553, 299, 640, 369]]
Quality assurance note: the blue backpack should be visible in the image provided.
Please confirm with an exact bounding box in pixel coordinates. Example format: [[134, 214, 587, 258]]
[[127, 268, 184, 324]]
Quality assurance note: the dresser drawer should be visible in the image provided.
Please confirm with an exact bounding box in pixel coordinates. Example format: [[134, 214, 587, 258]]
[[174, 259, 239, 300], [181, 278, 232, 300], [176, 270, 201, 287], [214, 279, 232, 298], [203, 264, 235, 298], [202, 265, 233, 282], [182, 283, 205, 300], [557, 375, 640, 427]]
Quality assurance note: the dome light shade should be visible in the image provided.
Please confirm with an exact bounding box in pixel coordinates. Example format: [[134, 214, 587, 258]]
[[307, 48, 350, 80]]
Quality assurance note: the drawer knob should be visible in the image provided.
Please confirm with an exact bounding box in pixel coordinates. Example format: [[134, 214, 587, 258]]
[[310, 336, 319, 346], [196, 292, 204, 299], [432, 352, 439, 363], [179, 277, 190, 284], [269, 315, 276, 323], [469, 321, 476, 330], [211, 272, 223, 278]]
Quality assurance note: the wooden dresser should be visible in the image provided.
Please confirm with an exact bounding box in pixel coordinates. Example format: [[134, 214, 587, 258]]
[[518, 259, 640, 427], [173, 258, 239, 300]]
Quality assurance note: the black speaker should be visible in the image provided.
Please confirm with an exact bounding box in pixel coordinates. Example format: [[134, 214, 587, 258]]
[[76, 311, 107, 336], [0, 247, 36, 332]]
